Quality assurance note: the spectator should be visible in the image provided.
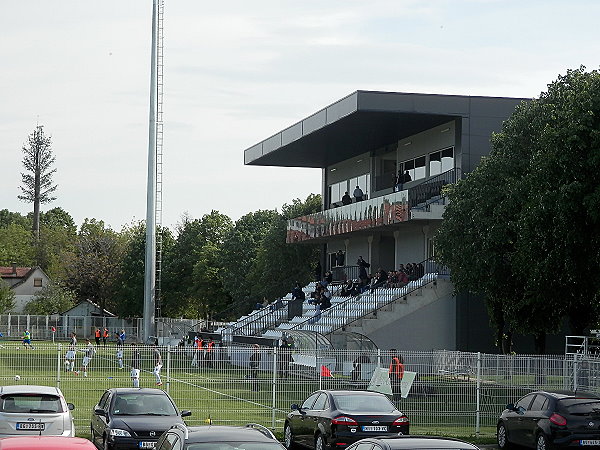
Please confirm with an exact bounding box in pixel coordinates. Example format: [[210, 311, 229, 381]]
[[277, 338, 293, 379], [94, 328, 101, 346], [320, 287, 332, 310], [335, 250, 345, 267], [248, 344, 261, 391], [291, 282, 305, 301], [340, 279, 354, 297], [369, 268, 388, 291], [353, 185, 364, 202], [341, 192, 352, 205], [357, 256, 370, 287]]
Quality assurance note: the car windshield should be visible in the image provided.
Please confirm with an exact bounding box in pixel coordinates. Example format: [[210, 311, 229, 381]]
[[0, 394, 63, 413], [332, 394, 395, 412], [559, 399, 600, 414], [112, 394, 177, 416], [186, 444, 283, 450]]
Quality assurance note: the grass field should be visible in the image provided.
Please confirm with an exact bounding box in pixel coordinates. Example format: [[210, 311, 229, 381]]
[[0, 340, 547, 442]]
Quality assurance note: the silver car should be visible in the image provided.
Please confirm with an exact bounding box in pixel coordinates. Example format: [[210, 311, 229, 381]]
[[0, 385, 75, 437]]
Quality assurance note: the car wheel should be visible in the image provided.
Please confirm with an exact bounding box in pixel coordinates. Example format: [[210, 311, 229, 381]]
[[497, 423, 512, 449], [536, 432, 552, 450], [284, 423, 296, 449], [315, 433, 330, 450]]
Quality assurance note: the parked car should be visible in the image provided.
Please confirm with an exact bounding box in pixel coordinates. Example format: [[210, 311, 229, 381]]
[[345, 435, 479, 449], [90, 388, 191, 450], [0, 436, 96, 450], [284, 390, 409, 450], [155, 423, 286, 449], [497, 390, 600, 450], [0, 385, 75, 437]]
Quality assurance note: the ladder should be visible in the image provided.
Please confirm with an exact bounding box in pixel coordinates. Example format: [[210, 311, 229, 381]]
[[155, 0, 165, 318]]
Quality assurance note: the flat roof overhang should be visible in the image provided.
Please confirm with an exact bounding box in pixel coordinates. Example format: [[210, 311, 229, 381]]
[[244, 90, 526, 168]]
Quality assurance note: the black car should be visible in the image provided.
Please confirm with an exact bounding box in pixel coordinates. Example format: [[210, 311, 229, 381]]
[[284, 390, 409, 450], [497, 390, 600, 450], [91, 388, 191, 450], [345, 435, 479, 449], [155, 423, 286, 449]]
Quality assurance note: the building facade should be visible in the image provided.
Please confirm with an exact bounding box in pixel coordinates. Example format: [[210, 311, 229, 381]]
[[243, 91, 563, 353]]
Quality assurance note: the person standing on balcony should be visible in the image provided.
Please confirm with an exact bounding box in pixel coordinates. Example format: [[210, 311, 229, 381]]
[[353, 185, 364, 202], [335, 250, 345, 267], [342, 191, 352, 205]]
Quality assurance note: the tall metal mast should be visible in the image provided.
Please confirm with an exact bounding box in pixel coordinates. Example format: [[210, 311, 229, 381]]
[[143, 0, 164, 343]]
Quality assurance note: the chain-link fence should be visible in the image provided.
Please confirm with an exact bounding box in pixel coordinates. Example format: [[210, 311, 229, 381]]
[[0, 342, 597, 438]]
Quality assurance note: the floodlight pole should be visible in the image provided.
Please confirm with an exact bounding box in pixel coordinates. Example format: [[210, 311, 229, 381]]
[[143, 0, 159, 344]]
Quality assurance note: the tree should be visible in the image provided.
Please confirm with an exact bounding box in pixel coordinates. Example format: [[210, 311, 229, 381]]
[[161, 211, 233, 317], [18, 125, 58, 241], [64, 218, 125, 314], [112, 222, 175, 317], [0, 279, 16, 313], [249, 194, 322, 302], [0, 223, 36, 267], [436, 67, 600, 353], [23, 281, 75, 315], [219, 209, 279, 317]]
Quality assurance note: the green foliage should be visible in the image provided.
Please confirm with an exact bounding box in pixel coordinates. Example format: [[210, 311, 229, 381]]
[[18, 125, 58, 239], [64, 218, 126, 314], [0, 279, 16, 313], [436, 67, 600, 353], [161, 211, 233, 317], [219, 210, 279, 317], [248, 194, 322, 302], [24, 281, 75, 315], [0, 223, 36, 266]]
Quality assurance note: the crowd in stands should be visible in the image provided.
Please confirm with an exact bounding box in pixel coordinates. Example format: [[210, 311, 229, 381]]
[[340, 262, 426, 296]]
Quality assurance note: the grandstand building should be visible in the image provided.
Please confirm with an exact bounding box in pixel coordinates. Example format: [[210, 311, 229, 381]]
[[241, 90, 562, 353]]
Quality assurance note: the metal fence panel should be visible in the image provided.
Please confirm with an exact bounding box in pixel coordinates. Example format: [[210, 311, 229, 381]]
[[0, 343, 596, 438]]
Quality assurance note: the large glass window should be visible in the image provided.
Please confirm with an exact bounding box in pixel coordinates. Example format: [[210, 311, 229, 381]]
[[429, 147, 454, 176], [401, 157, 426, 182], [350, 174, 370, 199], [329, 181, 345, 205]]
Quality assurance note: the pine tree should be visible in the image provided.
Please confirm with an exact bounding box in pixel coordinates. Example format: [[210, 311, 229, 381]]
[[18, 125, 58, 240]]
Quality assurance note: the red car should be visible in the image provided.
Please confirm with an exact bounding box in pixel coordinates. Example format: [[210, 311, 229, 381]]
[[0, 436, 96, 449]]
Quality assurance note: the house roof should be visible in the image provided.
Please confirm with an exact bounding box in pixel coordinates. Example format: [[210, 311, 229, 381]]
[[62, 299, 116, 317], [0, 266, 33, 279]]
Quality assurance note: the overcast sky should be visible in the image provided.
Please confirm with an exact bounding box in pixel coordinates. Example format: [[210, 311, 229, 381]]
[[1, 1, 598, 231]]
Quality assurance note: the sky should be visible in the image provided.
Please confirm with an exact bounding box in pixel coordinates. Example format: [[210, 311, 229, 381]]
[[1, 1, 599, 232]]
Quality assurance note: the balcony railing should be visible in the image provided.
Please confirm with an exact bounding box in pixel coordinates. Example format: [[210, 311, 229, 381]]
[[287, 168, 460, 243], [287, 190, 409, 243]]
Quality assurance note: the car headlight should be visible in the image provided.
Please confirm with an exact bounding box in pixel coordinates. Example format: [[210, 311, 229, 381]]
[[109, 428, 132, 437]]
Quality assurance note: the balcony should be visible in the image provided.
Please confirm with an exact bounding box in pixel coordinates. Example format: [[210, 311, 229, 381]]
[[286, 168, 459, 243]]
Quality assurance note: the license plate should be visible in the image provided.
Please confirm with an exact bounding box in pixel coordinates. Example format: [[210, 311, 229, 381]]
[[362, 425, 388, 432], [580, 440, 600, 446], [16, 423, 45, 430], [139, 442, 155, 449]]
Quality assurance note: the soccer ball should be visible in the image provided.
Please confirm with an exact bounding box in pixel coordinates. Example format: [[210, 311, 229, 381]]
[[14, 375, 20, 381]]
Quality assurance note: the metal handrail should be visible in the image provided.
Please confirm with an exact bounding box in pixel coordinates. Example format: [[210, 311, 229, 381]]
[[287, 257, 448, 334], [408, 168, 461, 208]]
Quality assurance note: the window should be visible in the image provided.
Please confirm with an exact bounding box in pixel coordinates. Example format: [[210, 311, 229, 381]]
[[400, 157, 426, 182], [302, 393, 320, 410], [429, 147, 454, 176], [329, 181, 346, 205], [530, 395, 548, 411], [312, 393, 328, 411], [34, 278, 42, 287], [516, 394, 535, 411]]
